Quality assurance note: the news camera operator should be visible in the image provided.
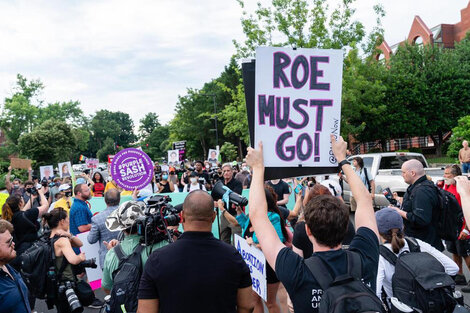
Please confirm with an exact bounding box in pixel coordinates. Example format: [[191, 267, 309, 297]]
[[43, 208, 97, 313]]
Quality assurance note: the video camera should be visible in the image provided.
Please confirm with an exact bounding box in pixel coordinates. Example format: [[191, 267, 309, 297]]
[[135, 195, 182, 245], [211, 181, 248, 207]]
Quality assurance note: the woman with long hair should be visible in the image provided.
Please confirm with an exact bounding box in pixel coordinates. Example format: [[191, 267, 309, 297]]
[[43, 208, 86, 312], [220, 186, 288, 313], [91, 172, 105, 197], [2, 189, 49, 268], [375, 207, 458, 307]]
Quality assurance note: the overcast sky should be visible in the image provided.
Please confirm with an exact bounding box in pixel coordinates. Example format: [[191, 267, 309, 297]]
[[0, 0, 468, 126]]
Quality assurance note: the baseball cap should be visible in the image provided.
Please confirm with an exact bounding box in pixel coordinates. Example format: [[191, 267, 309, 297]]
[[58, 184, 72, 192], [375, 207, 403, 234], [76, 178, 87, 185], [106, 201, 146, 232]]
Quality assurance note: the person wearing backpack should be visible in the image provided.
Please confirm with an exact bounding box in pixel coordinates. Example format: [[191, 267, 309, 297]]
[[375, 207, 459, 311], [101, 201, 169, 312], [392, 159, 444, 251], [245, 135, 383, 313], [0, 219, 31, 313]]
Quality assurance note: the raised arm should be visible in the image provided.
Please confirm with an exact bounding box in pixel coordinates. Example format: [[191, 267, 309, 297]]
[[5, 166, 12, 193], [246, 142, 285, 270], [36, 188, 50, 217], [331, 135, 378, 240]]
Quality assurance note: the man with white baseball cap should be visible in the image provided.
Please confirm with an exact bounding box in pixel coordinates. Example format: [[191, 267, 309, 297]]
[[101, 201, 169, 294]]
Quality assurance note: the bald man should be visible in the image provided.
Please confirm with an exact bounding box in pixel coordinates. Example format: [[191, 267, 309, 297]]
[[459, 140, 470, 174], [137, 190, 254, 313], [393, 159, 443, 250]]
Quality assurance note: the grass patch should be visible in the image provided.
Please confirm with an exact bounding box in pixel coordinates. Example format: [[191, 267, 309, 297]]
[[426, 156, 458, 164]]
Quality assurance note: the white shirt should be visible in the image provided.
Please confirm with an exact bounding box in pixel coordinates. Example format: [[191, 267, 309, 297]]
[[320, 179, 342, 198], [376, 238, 459, 299], [183, 183, 206, 193]]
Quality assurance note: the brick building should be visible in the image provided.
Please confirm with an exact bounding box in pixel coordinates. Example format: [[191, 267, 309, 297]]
[[353, 1, 470, 154]]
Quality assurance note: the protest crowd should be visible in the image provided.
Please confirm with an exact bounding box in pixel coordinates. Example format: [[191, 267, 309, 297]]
[[2, 135, 470, 313]]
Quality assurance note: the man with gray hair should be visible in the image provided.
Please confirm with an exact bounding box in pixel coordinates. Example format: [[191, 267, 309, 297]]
[[392, 159, 443, 250], [218, 163, 243, 244], [459, 140, 470, 174], [87, 188, 121, 268]]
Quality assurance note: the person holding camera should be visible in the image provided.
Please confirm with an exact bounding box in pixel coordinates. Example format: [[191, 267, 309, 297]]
[[217, 163, 243, 245], [102, 201, 169, 294], [43, 208, 97, 312]]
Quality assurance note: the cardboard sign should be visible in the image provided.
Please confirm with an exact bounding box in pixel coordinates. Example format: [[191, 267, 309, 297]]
[[58, 161, 72, 178], [10, 158, 31, 170], [234, 235, 267, 301], [39, 165, 54, 180], [254, 47, 342, 168], [86, 158, 99, 169], [110, 148, 154, 190], [207, 149, 219, 166]]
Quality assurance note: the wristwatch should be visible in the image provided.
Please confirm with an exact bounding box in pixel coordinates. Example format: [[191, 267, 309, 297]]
[[338, 159, 350, 169]]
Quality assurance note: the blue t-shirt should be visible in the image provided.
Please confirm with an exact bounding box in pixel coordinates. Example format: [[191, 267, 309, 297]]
[[0, 264, 31, 313], [70, 198, 92, 254], [275, 227, 379, 313]]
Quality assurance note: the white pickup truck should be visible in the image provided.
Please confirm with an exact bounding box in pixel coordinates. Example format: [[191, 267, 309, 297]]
[[330, 152, 445, 209]]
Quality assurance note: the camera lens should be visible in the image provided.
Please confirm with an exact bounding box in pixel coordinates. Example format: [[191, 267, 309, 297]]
[[65, 287, 83, 313]]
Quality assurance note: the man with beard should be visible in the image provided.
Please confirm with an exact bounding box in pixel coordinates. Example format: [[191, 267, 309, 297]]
[[0, 219, 31, 313], [70, 184, 93, 248]]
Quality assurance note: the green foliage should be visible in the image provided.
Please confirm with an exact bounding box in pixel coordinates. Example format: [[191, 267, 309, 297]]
[[139, 113, 161, 140], [220, 142, 238, 161], [233, 0, 384, 58], [90, 110, 137, 152], [97, 137, 116, 162], [143, 125, 170, 160], [18, 119, 77, 166], [448, 116, 470, 158], [37, 101, 86, 127]]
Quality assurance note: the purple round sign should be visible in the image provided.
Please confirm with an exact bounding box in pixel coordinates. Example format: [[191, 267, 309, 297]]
[[110, 148, 154, 190]]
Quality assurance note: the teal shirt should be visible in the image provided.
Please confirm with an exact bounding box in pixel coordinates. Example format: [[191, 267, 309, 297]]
[[102, 234, 168, 290], [236, 212, 285, 244]]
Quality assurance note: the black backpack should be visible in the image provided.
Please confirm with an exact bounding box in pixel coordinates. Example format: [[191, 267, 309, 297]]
[[110, 243, 145, 313], [379, 237, 456, 313], [305, 250, 384, 313], [410, 183, 463, 241]]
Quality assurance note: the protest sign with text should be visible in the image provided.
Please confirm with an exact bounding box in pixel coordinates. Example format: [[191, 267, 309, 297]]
[[111, 148, 154, 190], [86, 158, 99, 169], [255, 47, 342, 168], [234, 234, 267, 301], [10, 158, 32, 170]]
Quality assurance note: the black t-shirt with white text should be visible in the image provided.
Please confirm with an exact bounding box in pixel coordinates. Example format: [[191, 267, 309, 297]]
[[276, 227, 379, 313]]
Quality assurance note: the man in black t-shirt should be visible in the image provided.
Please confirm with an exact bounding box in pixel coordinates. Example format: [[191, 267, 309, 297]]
[[245, 136, 380, 313], [137, 190, 253, 313], [194, 160, 211, 190], [218, 163, 243, 245]]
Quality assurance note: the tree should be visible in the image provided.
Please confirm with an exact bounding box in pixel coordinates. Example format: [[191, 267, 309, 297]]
[[90, 110, 137, 152], [139, 112, 161, 140], [143, 125, 170, 160], [37, 101, 86, 127], [233, 0, 384, 58], [97, 137, 117, 162], [18, 119, 76, 166], [447, 116, 470, 159], [385, 41, 470, 156], [220, 142, 238, 162]]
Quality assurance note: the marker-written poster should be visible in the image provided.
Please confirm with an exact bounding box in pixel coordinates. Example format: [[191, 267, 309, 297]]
[[255, 47, 343, 168]]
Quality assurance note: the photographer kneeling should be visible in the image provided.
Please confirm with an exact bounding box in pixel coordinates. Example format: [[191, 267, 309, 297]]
[[43, 208, 96, 313]]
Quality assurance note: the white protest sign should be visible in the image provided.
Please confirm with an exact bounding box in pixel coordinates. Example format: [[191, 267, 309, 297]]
[[234, 234, 267, 301], [255, 47, 343, 167], [76, 231, 103, 284]]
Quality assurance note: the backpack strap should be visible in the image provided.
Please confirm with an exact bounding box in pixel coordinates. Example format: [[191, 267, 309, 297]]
[[304, 256, 334, 291], [345, 250, 362, 280], [379, 245, 398, 265], [328, 183, 337, 197], [404, 237, 421, 253], [363, 168, 372, 193], [114, 244, 126, 262]]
